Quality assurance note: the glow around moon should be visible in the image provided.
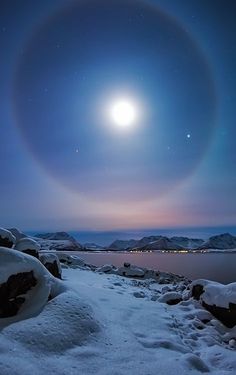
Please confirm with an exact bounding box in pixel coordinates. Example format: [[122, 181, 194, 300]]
[[109, 99, 137, 127]]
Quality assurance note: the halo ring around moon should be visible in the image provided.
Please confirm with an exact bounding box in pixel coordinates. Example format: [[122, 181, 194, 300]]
[[12, 0, 217, 203]]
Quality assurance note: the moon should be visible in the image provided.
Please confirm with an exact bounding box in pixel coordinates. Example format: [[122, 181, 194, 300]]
[[110, 99, 137, 127]]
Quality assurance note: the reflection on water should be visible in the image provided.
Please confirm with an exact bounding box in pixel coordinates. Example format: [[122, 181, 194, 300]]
[[73, 252, 236, 284]]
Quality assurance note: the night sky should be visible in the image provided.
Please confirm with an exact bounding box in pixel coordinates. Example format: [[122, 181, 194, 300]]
[[0, 0, 235, 232]]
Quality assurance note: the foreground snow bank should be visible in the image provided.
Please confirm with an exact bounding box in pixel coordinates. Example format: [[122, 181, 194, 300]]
[[0, 246, 235, 375], [191, 279, 236, 328]]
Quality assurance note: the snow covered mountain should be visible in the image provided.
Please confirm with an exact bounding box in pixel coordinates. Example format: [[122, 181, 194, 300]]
[[35, 231, 77, 242], [83, 243, 106, 250], [108, 239, 137, 250], [138, 237, 184, 251], [198, 233, 236, 250], [171, 236, 204, 249], [34, 232, 83, 251]]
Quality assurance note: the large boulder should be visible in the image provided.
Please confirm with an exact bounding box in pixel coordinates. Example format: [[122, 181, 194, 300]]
[[15, 238, 40, 259], [191, 279, 236, 328], [117, 263, 145, 278], [0, 247, 55, 324], [40, 253, 62, 279], [0, 228, 16, 248]]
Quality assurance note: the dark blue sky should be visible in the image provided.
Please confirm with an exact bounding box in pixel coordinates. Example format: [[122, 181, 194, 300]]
[[0, 0, 235, 231]]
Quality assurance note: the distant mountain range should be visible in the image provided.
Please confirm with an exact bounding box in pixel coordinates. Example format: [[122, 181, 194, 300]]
[[32, 231, 236, 251], [107, 233, 236, 251]]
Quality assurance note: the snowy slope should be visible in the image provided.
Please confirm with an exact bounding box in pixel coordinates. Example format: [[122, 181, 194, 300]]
[[0, 257, 235, 374]]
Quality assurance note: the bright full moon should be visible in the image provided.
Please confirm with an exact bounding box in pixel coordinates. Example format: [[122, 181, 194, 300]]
[[110, 99, 137, 127]]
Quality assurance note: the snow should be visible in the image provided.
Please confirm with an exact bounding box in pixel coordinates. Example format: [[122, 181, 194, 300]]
[[191, 279, 236, 308], [0, 227, 16, 244], [0, 252, 235, 374], [14, 238, 41, 252]]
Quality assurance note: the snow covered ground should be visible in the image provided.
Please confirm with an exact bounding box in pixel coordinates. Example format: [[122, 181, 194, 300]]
[[0, 258, 236, 375]]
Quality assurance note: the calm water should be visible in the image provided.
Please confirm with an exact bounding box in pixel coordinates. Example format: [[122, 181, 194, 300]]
[[73, 252, 236, 284]]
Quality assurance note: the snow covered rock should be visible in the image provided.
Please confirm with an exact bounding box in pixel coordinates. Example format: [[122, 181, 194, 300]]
[[8, 227, 27, 242], [58, 253, 85, 268], [0, 248, 55, 324], [40, 253, 62, 279], [191, 279, 236, 328], [159, 291, 182, 305], [96, 264, 116, 273], [15, 238, 40, 259], [0, 228, 16, 248], [117, 263, 145, 278]]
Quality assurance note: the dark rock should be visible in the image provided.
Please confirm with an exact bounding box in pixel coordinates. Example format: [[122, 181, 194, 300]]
[[191, 284, 204, 300], [124, 262, 131, 268], [166, 298, 182, 305], [43, 260, 61, 279], [22, 248, 39, 259], [0, 271, 37, 318], [40, 254, 62, 279], [0, 237, 14, 248], [202, 301, 236, 329]]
